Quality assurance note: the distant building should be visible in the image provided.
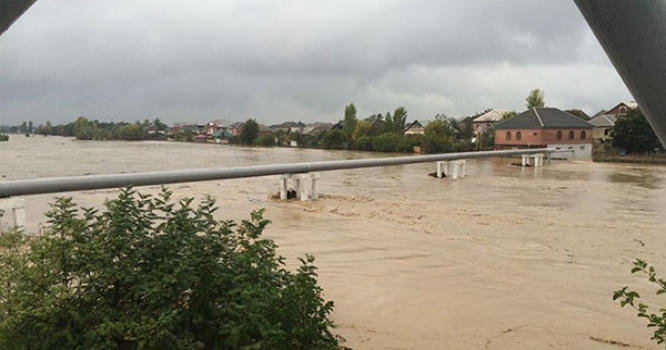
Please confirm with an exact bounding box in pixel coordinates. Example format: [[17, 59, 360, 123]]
[[588, 114, 617, 142], [404, 120, 425, 135], [258, 124, 273, 137], [605, 101, 638, 117], [272, 121, 306, 134], [472, 109, 508, 133], [303, 123, 333, 136], [492, 107, 594, 159], [587, 102, 638, 143]]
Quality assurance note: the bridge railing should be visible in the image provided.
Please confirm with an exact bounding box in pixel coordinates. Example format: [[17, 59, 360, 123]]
[[0, 148, 563, 199]]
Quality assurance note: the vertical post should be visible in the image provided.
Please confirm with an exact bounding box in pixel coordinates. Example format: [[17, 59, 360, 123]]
[[546, 152, 552, 164], [0, 198, 26, 232], [443, 161, 450, 177], [310, 173, 320, 200], [459, 160, 466, 178], [452, 162, 459, 180], [436, 162, 443, 178], [294, 174, 309, 202], [279, 175, 291, 200], [521, 155, 528, 166]]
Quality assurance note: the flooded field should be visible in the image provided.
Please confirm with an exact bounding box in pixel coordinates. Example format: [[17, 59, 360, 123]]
[[3, 135, 666, 349]]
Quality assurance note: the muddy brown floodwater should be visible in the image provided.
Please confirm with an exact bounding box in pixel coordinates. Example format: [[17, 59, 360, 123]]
[[3, 136, 666, 349]]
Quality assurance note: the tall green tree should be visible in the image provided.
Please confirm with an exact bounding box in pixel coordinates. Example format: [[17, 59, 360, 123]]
[[240, 118, 259, 145], [352, 120, 371, 142], [611, 107, 661, 153], [383, 111, 393, 134], [525, 89, 545, 109], [343, 103, 357, 144], [391, 107, 407, 134]]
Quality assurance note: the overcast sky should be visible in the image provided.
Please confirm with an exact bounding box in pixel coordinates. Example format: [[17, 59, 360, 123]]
[[0, 1, 632, 126]]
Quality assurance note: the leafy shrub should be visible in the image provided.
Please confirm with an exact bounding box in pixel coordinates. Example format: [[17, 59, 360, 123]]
[[422, 134, 454, 154], [395, 134, 423, 153], [0, 188, 343, 350], [355, 136, 374, 151], [256, 133, 276, 147], [321, 130, 347, 150], [372, 133, 402, 152], [614, 259, 666, 347]]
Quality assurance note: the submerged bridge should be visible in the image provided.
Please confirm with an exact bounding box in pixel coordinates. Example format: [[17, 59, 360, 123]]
[[0, 148, 565, 230]]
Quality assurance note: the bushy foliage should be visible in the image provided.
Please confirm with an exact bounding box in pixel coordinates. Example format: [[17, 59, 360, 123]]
[[614, 260, 666, 347], [0, 134, 8, 141], [240, 119, 259, 145], [372, 133, 401, 152], [422, 120, 454, 154], [0, 188, 343, 350], [256, 133, 276, 147], [611, 108, 662, 154], [395, 134, 423, 153], [321, 130, 347, 150], [354, 136, 374, 151]]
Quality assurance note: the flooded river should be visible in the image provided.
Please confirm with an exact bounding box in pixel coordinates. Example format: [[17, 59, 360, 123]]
[[3, 135, 666, 349]]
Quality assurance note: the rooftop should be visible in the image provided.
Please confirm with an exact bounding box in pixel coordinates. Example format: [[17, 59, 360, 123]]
[[492, 108, 595, 129]]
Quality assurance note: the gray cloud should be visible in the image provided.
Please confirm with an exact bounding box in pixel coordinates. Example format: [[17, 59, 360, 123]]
[[0, 0, 631, 125]]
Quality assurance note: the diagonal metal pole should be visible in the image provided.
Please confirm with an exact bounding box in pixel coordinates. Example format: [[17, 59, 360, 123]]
[[574, 0, 666, 148], [0, 0, 38, 37]]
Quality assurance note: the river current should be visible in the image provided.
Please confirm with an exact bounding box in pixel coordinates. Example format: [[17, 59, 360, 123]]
[[3, 135, 666, 349]]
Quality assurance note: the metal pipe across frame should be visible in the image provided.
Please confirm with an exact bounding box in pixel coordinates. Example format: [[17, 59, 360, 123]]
[[0, 148, 559, 198]]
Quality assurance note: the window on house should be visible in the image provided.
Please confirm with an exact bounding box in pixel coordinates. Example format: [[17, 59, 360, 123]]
[[515, 131, 522, 140], [568, 130, 575, 140], [556, 130, 563, 140], [506, 131, 512, 140], [619, 106, 627, 114], [580, 130, 586, 140]]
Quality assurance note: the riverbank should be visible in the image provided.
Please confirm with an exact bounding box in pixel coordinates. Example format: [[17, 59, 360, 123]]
[[593, 150, 666, 165]]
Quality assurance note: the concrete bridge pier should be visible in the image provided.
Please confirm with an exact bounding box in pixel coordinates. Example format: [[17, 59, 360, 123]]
[[436, 160, 466, 180], [0, 198, 26, 232], [279, 173, 320, 201], [531, 154, 544, 167]]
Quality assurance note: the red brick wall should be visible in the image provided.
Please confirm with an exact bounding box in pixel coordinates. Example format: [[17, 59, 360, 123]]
[[494, 128, 592, 146], [607, 103, 631, 116], [542, 129, 592, 144]]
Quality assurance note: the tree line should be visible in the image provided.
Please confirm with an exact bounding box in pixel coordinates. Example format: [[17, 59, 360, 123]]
[[318, 103, 481, 154], [6, 117, 170, 141]]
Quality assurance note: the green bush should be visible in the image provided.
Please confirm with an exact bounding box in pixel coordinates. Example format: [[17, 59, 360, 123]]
[[395, 134, 423, 153], [372, 133, 402, 152], [355, 136, 374, 151], [0, 134, 8, 141], [321, 130, 347, 150], [422, 134, 454, 154], [256, 133, 276, 147], [0, 188, 344, 350]]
